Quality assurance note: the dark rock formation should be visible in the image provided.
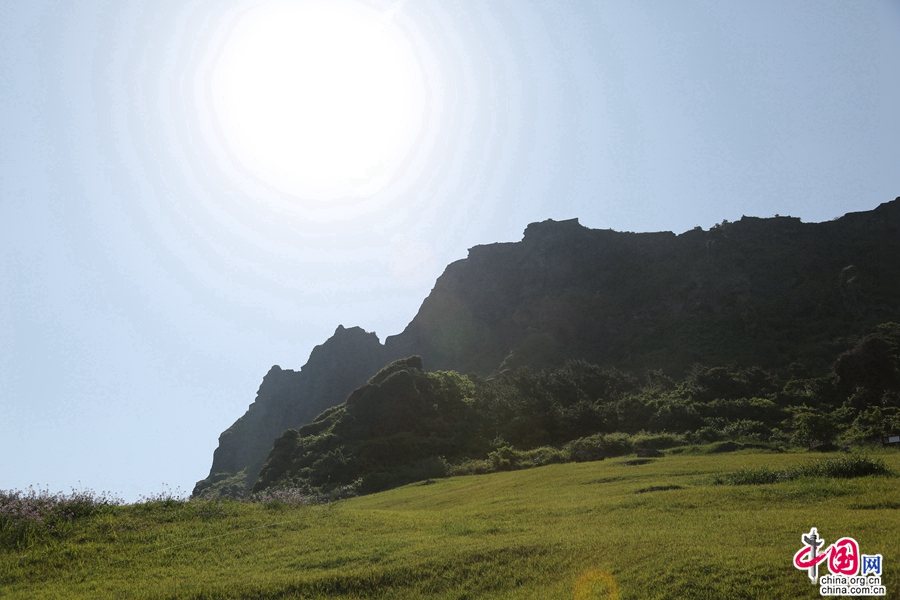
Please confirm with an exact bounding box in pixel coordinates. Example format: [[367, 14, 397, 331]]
[[192, 325, 387, 498], [386, 198, 900, 376], [197, 197, 900, 496]]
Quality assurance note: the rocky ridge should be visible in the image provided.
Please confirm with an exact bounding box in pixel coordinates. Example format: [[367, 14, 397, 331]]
[[195, 198, 900, 497], [193, 325, 386, 498]]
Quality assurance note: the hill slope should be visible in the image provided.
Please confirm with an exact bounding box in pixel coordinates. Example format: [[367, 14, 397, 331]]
[[6, 451, 899, 599]]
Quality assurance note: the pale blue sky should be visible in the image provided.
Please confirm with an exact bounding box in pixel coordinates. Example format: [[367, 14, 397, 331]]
[[2, 0, 899, 500]]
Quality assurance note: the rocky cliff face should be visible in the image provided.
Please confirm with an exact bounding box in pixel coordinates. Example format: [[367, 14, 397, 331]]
[[196, 198, 900, 496], [386, 198, 900, 376], [192, 325, 388, 498]]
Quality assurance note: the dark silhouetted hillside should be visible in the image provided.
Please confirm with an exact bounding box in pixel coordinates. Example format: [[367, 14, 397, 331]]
[[195, 198, 900, 497], [192, 325, 386, 498]]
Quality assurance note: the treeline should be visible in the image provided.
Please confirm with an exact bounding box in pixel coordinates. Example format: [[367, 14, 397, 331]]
[[246, 323, 900, 496]]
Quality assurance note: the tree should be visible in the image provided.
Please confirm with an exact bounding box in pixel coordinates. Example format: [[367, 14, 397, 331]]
[[790, 407, 838, 450]]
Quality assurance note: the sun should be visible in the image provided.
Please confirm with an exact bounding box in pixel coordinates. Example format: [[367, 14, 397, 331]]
[[211, 0, 425, 201]]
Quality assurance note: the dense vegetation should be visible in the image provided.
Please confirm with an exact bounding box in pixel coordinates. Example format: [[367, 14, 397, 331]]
[[247, 323, 900, 496]]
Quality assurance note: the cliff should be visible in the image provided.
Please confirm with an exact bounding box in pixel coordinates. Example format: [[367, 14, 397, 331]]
[[192, 325, 387, 498], [385, 199, 900, 376], [196, 197, 900, 497]]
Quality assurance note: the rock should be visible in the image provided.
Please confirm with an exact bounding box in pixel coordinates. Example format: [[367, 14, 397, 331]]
[[197, 198, 900, 495], [192, 325, 388, 498]]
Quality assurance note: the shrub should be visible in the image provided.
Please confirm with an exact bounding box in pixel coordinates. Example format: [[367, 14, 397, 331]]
[[521, 446, 568, 466], [489, 446, 519, 471], [721, 419, 772, 442], [448, 458, 493, 476], [630, 432, 686, 451], [791, 456, 893, 479], [246, 480, 361, 508], [840, 407, 900, 445], [686, 427, 725, 444], [790, 407, 839, 450], [713, 456, 893, 485], [565, 433, 632, 462], [448, 445, 567, 475]]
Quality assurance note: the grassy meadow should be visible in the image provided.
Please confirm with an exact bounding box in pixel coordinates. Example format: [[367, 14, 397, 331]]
[[2, 448, 898, 599]]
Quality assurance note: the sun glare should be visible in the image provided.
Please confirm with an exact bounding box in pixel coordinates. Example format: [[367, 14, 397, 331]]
[[211, 0, 425, 201]]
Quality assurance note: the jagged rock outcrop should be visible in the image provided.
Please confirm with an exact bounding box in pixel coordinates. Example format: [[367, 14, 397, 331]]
[[197, 197, 900, 496], [192, 325, 388, 498]]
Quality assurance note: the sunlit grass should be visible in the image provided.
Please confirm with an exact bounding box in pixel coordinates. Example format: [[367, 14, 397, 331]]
[[2, 449, 898, 598]]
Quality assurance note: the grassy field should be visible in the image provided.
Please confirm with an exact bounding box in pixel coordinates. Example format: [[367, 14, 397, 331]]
[[2, 449, 898, 599]]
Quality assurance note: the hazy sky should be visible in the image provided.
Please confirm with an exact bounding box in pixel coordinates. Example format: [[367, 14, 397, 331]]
[[2, 0, 899, 500]]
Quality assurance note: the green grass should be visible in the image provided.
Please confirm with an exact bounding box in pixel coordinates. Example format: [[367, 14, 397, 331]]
[[2, 450, 899, 599]]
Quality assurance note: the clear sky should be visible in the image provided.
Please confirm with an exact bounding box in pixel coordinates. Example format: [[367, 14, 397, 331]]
[[2, 0, 899, 501]]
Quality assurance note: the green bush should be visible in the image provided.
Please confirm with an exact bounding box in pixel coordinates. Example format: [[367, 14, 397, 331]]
[[448, 458, 493, 476], [713, 456, 893, 485], [840, 407, 900, 445], [448, 445, 567, 476], [564, 432, 634, 461], [721, 419, 772, 442], [630, 432, 686, 451], [790, 407, 839, 449], [686, 427, 725, 443], [521, 446, 568, 466], [488, 446, 520, 471], [792, 456, 893, 478]]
